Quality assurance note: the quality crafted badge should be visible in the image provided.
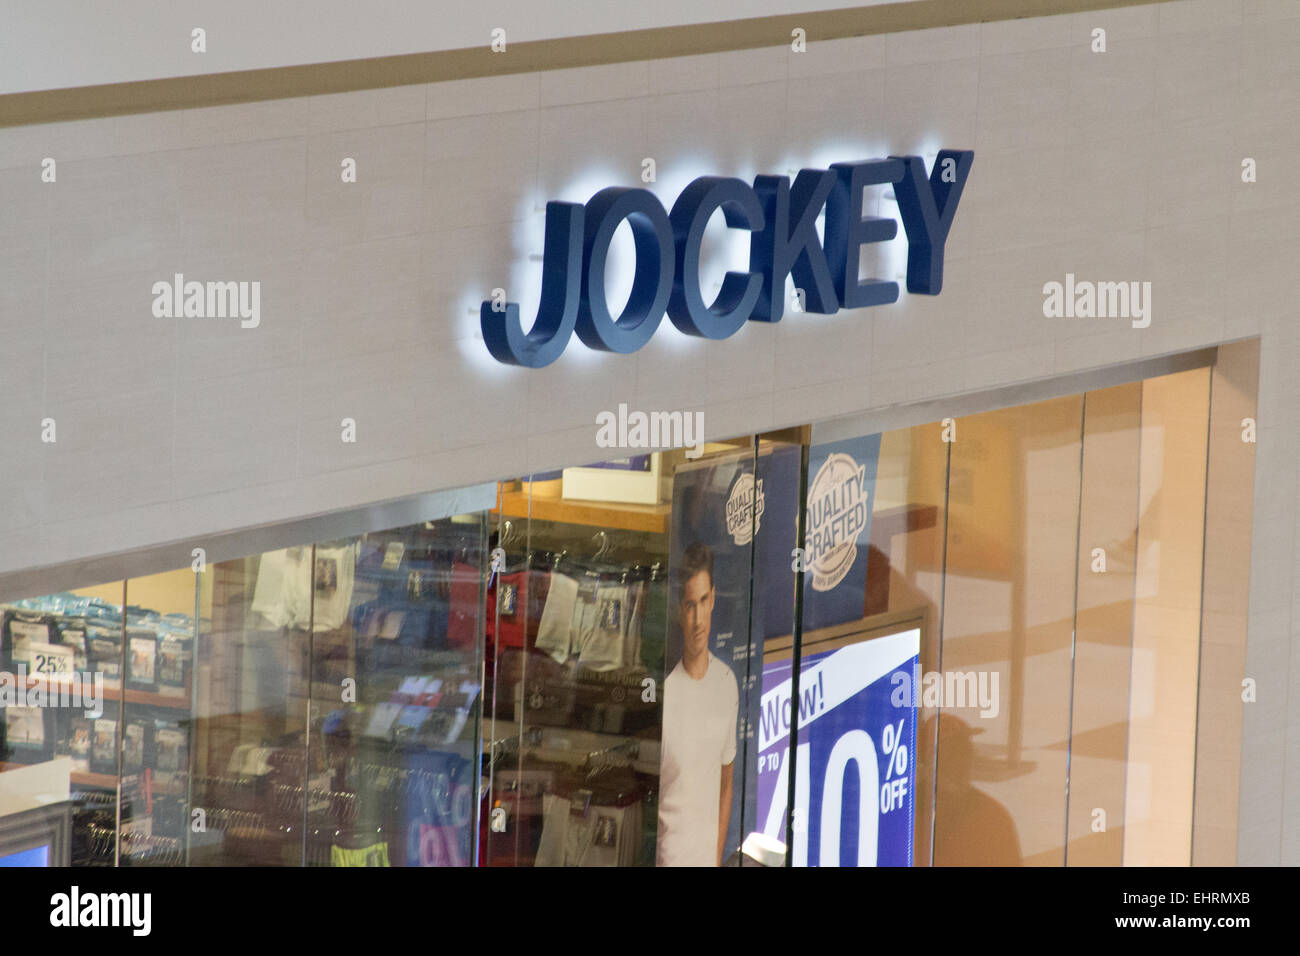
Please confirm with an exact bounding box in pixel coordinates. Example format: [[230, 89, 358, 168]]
[[805, 453, 871, 592], [725, 472, 765, 546]]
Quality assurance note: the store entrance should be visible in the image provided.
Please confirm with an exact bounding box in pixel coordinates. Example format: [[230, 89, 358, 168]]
[[0, 358, 1253, 868]]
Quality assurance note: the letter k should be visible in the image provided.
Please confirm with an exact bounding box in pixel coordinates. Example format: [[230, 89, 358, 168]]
[[750, 169, 840, 322]]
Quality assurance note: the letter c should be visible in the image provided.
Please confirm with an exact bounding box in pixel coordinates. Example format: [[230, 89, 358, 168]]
[[667, 177, 765, 338]]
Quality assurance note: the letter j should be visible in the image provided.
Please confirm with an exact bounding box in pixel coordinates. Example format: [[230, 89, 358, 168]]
[[481, 201, 584, 368]]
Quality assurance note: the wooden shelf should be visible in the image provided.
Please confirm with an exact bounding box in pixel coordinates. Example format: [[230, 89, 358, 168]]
[[486, 719, 661, 775], [72, 771, 118, 789], [0, 762, 118, 790], [493, 487, 670, 536], [123, 688, 192, 710]]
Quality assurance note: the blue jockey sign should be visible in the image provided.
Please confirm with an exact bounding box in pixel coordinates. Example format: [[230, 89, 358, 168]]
[[481, 150, 974, 367]]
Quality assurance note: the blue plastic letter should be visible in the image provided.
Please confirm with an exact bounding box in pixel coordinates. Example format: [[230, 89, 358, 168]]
[[826, 159, 904, 309], [749, 169, 839, 322], [577, 187, 674, 353], [481, 201, 583, 367], [890, 150, 974, 295], [667, 177, 765, 338]]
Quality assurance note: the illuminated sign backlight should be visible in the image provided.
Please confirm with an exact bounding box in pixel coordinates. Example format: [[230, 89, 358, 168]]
[[481, 150, 973, 367]]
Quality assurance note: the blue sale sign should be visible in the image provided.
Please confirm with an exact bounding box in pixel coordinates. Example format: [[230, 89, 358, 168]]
[[757, 628, 920, 867]]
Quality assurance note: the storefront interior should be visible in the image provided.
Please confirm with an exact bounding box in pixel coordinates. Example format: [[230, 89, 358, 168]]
[[0, 351, 1257, 867]]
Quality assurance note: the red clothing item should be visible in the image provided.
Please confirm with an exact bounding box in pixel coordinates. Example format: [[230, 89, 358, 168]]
[[450, 564, 552, 670], [487, 570, 550, 650], [447, 561, 481, 650]]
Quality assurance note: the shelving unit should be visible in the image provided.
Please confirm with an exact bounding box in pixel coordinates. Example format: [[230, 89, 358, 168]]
[[492, 480, 670, 536], [485, 719, 661, 776], [0, 674, 192, 790], [0, 762, 118, 790]]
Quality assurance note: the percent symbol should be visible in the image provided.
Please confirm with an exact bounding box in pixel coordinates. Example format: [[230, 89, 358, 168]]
[[881, 719, 908, 779]]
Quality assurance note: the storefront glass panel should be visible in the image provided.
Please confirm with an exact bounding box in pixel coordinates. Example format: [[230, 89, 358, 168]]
[[0, 366, 1227, 867], [303, 516, 489, 869]]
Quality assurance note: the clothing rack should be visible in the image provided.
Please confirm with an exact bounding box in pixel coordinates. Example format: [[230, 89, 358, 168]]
[[120, 832, 185, 866], [585, 738, 640, 765]]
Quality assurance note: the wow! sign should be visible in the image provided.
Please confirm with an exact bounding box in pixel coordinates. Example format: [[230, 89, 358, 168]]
[[757, 628, 920, 867]]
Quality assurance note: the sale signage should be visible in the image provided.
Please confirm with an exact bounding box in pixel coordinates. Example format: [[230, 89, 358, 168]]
[[756, 627, 920, 867]]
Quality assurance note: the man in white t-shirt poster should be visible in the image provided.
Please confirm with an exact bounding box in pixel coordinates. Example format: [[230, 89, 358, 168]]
[[657, 541, 740, 867]]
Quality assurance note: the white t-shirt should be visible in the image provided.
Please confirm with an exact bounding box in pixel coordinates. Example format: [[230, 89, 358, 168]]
[[251, 548, 307, 629], [657, 653, 739, 867], [250, 544, 355, 631]]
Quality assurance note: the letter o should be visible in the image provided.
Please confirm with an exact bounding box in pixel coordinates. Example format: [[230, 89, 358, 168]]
[[576, 187, 673, 353]]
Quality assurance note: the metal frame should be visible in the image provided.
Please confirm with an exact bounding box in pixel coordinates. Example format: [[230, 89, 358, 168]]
[[0, 800, 72, 866], [0, 482, 497, 605]]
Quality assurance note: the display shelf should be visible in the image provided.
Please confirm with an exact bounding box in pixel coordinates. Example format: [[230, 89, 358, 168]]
[[122, 687, 192, 710], [486, 719, 661, 776], [493, 483, 670, 536], [72, 771, 118, 789], [0, 762, 117, 790]]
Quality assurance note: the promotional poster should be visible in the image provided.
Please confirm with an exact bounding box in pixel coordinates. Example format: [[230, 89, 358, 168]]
[[802, 434, 883, 631], [659, 446, 800, 866], [657, 437, 885, 865], [756, 628, 921, 867]]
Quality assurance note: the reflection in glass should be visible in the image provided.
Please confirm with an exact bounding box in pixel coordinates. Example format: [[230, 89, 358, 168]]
[[0, 370, 1225, 869], [118, 569, 199, 866], [309, 517, 487, 868], [190, 550, 312, 864], [485, 466, 670, 867], [936, 396, 1083, 866]]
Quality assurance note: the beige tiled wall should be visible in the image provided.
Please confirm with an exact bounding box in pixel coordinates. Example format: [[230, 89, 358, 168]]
[[1, 0, 1298, 861]]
